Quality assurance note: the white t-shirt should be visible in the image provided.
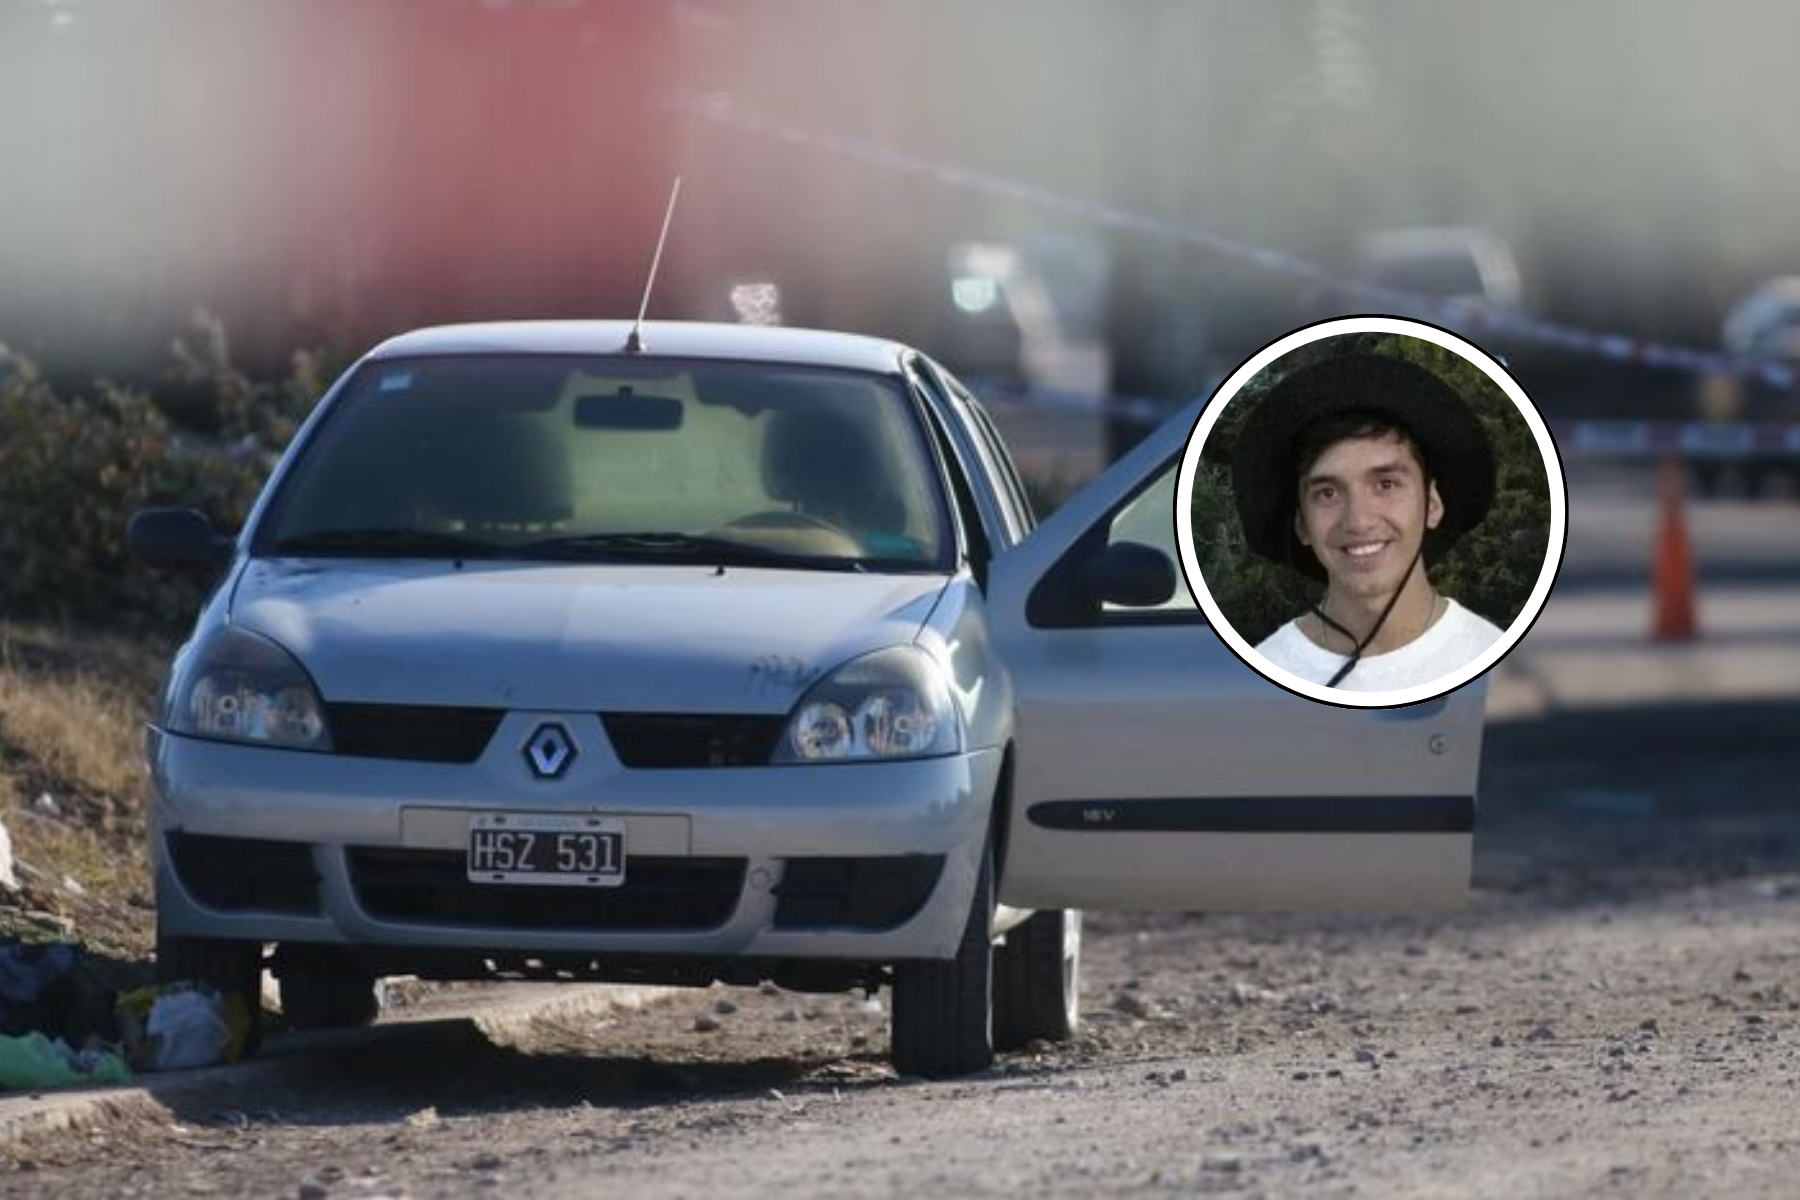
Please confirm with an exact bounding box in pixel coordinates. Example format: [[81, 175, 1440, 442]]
[[1255, 599, 1505, 691]]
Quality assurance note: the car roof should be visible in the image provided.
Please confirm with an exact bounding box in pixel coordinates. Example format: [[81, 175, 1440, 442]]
[[367, 321, 912, 374]]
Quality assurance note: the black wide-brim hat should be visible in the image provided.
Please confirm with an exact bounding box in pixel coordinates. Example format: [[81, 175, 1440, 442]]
[[1230, 354, 1496, 582]]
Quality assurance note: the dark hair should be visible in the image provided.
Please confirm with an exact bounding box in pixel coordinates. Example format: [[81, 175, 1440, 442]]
[[1292, 409, 1430, 497]]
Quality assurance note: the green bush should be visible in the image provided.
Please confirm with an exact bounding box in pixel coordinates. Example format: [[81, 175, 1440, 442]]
[[167, 310, 329, 450], [1191, 333, 1553, 645], [0, 328, 323, 632]]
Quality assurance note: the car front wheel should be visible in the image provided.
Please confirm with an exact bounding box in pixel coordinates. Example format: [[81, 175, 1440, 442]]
[[994, 908, 1082, 1049], [276, 945, 381, 1030], [889, 845, 995, 1079]]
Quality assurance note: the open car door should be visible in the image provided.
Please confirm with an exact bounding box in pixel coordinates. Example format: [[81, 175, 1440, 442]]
[[987, 401, 1485, 913]]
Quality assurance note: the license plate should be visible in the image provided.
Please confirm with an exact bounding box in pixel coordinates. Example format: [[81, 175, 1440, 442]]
[[466, 813, 626, 887]]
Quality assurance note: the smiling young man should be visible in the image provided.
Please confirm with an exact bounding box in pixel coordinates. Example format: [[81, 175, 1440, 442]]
[[1231, 353, 1506, 691]]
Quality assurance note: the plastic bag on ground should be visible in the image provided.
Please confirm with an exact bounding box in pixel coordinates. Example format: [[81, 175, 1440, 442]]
[[0, 939, 117, 1045], [145, 990, 232, 1069], [0, 940, 78, 1008], [0, 1031, 132, 1090], [116, 983, 251, 1070]]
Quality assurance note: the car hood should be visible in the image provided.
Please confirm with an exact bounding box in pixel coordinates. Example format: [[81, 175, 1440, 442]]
[[229, 559, 950, 712]]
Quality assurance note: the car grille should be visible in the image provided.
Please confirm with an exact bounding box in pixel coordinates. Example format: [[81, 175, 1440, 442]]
[[772, 855, 945, 930], [601, 713, 787, 768], [346, 848, 746, 932], [167, 832, 322, 915], [326, 703, 504, 763]]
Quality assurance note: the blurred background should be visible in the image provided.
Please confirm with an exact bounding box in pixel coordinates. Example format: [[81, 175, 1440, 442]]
[[5, 1, 1800, 434], [2, 0, 1798, 753]]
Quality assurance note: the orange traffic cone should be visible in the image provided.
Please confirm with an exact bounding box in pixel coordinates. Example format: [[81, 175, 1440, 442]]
[[1652, 456, 1698, 641]]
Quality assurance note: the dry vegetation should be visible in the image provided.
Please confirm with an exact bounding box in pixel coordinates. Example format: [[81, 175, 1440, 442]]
[[0, 620, 176, 959]]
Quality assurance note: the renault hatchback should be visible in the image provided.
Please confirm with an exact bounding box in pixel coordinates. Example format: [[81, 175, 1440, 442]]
[[131, 320, 1486, 1077]]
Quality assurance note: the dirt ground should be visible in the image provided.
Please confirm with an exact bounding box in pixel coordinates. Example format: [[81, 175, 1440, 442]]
[[1, 698, 1796, 1198]]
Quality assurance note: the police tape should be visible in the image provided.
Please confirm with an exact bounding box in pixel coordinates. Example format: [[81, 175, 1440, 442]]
[[980, 377, 1800, 460], [679, 94, 1798, 391], [970, 377, 1169, 428], [1553, 420, 1800, 459]]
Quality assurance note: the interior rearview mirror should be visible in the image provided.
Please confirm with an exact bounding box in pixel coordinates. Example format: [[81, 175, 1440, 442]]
[[573, 389, 684, 431]]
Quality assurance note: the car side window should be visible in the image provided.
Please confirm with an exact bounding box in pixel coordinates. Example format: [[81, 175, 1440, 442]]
[[942, 373, 1036, 536], [907, 371, 992, 572], [907, 359, 1017, 554]]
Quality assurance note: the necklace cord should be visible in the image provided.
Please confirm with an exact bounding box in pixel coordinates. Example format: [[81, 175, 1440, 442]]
[[1313, 547, 1424, 687]]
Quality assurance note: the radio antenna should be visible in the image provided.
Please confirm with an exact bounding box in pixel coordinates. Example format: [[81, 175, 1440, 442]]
[[624, 176, 683, 354]]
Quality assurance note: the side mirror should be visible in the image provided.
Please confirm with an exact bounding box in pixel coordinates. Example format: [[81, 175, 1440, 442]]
[[128, 508, 234, 571], [1078, 541, 1176, 608]]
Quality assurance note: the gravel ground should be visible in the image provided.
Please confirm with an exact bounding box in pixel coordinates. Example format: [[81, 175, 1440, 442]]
[[3, 701, 1797, 1199]]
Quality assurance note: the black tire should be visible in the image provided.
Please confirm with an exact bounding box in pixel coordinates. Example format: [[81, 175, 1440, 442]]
[[890, 845, 995, 1079], [154, 930, 265, 1059], [276, 945, 380, 1030], [993, 908, 1082, 1050]]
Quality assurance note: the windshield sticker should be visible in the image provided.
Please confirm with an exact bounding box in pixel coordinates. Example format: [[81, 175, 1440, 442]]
[[379, 370, 416, 393]]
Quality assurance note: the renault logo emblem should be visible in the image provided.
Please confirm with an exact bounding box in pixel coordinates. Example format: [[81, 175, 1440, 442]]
[[524, 723, 576, 779]]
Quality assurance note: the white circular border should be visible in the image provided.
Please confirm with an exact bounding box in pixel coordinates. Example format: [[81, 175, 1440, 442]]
[[1173, 316, 1569, 709]]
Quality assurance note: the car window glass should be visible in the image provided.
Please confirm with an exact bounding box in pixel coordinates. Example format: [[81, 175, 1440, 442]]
[[907, 373, 989, 571], [948, 393, 1024, 545], [910, 361, 1019, 551], [261, 356, 952, 571], [943, 373, 1036, 535]]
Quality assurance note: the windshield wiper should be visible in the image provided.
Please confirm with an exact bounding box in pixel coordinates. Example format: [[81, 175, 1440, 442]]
[[516, 532, 865, 571], [269, 528, 500, 558]]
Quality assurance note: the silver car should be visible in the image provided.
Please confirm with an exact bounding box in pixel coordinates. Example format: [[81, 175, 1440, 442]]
[[131, 320, 1485, 1077]]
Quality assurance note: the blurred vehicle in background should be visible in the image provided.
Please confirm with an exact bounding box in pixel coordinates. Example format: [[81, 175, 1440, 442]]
[[1101, 225, 1527, 466], [939, 235, 1111, 397], [941, 235, 1114, 489], [1722, 278, 1800, 361], [1698, 278, 1800, 499], [1355, 225, 1524, 335]]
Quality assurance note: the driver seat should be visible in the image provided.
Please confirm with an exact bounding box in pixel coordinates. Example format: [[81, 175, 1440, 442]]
[[760, 408, 903, 535]]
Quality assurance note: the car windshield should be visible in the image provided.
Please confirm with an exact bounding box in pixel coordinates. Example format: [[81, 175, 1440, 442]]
[[256, 355, 954, 572]]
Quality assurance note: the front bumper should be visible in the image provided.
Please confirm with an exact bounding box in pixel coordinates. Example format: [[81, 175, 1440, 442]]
[[148, 715, 1002, 963]]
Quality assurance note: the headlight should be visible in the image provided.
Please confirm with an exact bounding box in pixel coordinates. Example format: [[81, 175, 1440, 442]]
[[163, 627, 333, 752], [775, 646, 961, 763]]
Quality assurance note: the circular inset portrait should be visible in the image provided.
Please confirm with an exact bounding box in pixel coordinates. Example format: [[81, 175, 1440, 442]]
[[1175, 316, 1566, 708]]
